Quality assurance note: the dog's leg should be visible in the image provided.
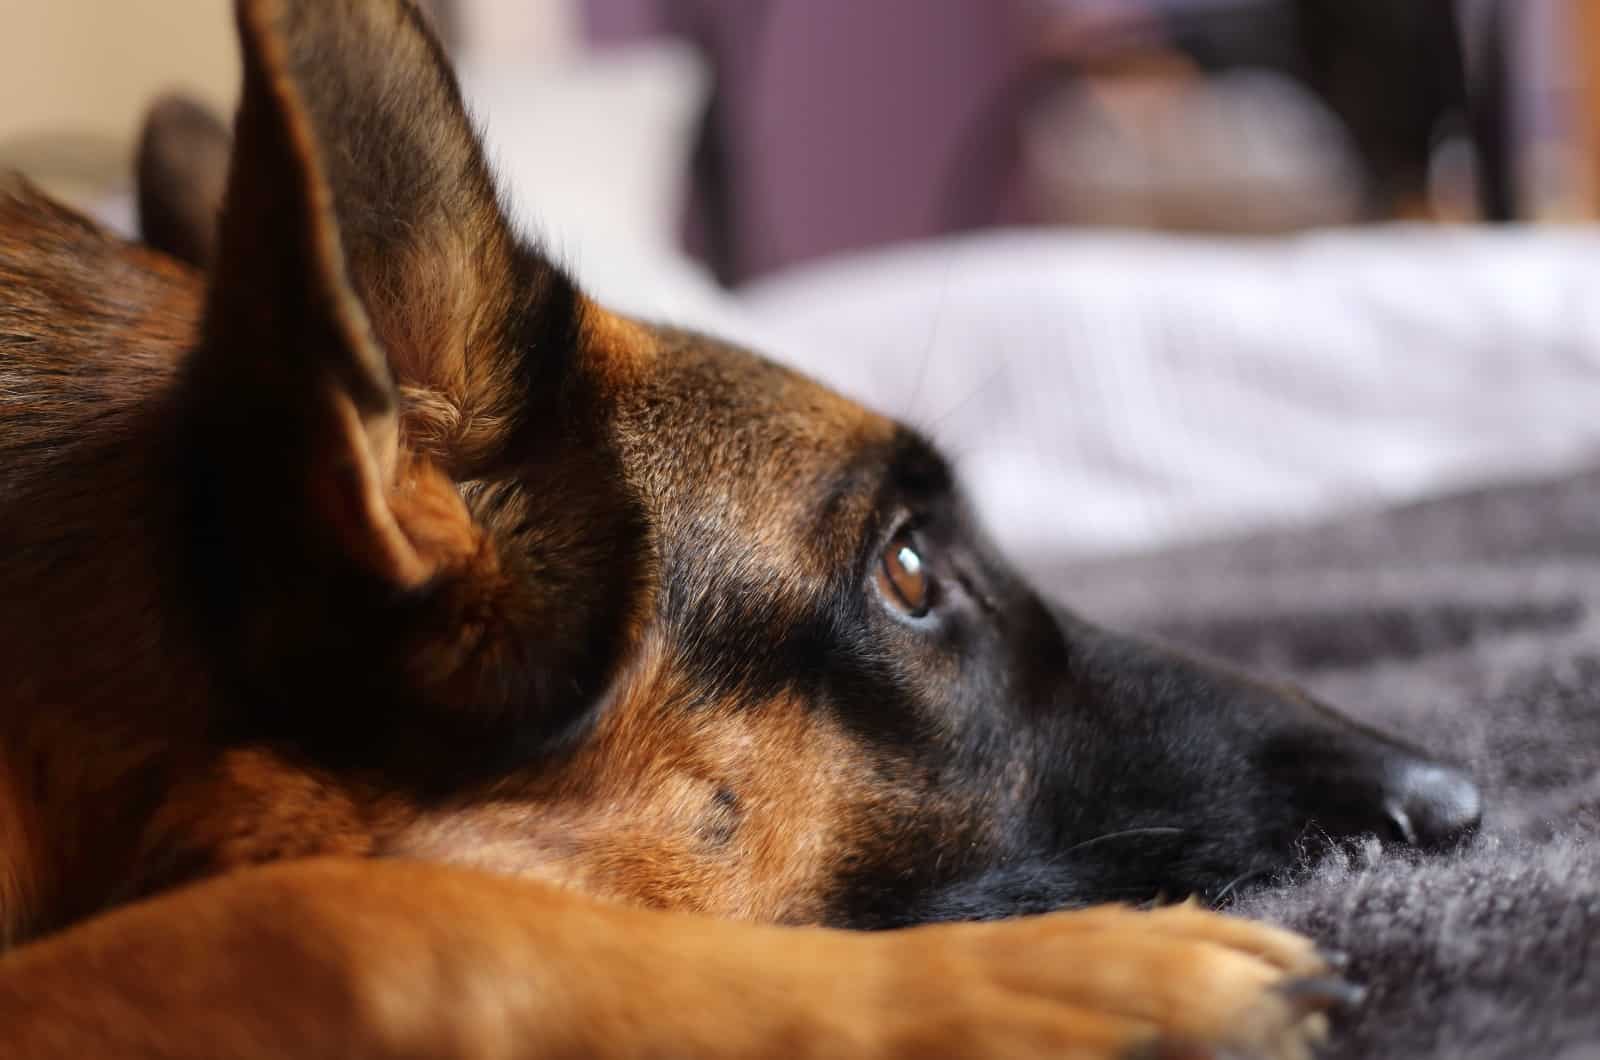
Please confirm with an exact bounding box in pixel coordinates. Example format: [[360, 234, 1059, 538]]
[[0, 858, 1334, 1059]]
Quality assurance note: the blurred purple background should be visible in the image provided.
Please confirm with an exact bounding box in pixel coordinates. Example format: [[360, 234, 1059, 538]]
[[579, 0, 1587, 284]]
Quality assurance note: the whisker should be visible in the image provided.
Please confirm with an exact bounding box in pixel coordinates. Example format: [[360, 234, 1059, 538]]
[[901, 261, 953, 423], [921, 360, 1009, 439], [1210, 867, 1274, 909], [1064, 826, 1188, 856]]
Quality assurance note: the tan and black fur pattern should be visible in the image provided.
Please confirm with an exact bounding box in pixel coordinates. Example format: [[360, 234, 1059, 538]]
[[0, 1, 1481, 1056]]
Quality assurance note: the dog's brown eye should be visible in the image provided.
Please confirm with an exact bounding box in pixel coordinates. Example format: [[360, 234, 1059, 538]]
[[877, 532, 930, 617]]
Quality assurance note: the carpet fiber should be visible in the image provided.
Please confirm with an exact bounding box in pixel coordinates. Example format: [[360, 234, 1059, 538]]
[[1047, 466, 1600, 1058]]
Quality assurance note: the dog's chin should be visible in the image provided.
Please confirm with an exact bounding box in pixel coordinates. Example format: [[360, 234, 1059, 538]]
[[839, 845, 1290, 928]]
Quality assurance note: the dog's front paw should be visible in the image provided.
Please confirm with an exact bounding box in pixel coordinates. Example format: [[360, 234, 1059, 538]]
[[879, 901, 1351, 1060]]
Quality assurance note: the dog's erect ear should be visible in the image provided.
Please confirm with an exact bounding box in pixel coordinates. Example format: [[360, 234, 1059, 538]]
[[220, 0, 560, 470], [198, 0, 569, 584]]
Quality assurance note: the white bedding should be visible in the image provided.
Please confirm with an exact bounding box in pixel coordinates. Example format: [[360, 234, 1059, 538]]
[[653, 228, 1600, 560]]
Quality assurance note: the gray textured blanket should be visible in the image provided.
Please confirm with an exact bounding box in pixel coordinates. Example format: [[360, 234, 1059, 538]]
[[1044, 467, 1600, 1060]]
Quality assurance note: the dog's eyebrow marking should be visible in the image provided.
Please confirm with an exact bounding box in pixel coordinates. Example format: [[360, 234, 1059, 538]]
[[887, 429, 954, 499], [820, 429, 953, 542]]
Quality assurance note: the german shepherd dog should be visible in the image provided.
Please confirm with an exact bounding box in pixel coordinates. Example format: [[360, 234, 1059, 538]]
[[0, 2, 1480, 1056]]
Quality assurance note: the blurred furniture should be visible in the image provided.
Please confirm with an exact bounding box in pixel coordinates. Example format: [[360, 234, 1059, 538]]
[[925, 0, 1498, 229], [587, 0, 1600, 281], [587, 0, 1030, 284], [5, 0, 1595, 284]]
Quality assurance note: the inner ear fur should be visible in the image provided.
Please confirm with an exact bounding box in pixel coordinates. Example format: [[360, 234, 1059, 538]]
[[195, 0, 593, 583], [196, 0, 438, 589], [244, 0, 577, 474]]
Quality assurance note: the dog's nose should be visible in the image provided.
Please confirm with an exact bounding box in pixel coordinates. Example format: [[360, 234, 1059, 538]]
[[1380, 760, 1481, 849], [1267, 732, 1483, 851]]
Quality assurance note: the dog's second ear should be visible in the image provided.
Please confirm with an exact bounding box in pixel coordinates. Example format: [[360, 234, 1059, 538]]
[[137, 95, 231, 269]]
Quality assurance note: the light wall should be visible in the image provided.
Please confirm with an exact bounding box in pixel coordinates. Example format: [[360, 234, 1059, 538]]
[[0, 0, 578, 208], [0, 2, 238, 205]]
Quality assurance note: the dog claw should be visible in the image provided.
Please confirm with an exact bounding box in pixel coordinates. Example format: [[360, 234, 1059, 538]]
[[1277, 975, 1366, 1012]]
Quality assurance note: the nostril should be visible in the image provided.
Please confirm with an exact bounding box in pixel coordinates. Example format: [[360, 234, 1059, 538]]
[[1388, 762, 1482, 850], [1382, 801, 1418, 846]]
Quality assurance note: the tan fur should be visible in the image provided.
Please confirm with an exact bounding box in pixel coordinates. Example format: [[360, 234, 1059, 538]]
[[392, 634, 900, 923], [0, 859, 1330, 1060]]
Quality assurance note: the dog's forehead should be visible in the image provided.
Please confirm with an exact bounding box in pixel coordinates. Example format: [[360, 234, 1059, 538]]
[[581, 310, 897, 523]]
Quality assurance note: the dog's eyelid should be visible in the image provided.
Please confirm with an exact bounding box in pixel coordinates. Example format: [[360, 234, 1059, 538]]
[[887, 428, 955, 496]]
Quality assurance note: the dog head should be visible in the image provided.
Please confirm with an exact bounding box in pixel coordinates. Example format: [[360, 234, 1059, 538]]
[[14, 0, 1478, 934]]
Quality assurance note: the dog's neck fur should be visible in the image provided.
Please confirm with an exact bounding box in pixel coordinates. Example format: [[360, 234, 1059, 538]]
[[0, 188, 220, 942]]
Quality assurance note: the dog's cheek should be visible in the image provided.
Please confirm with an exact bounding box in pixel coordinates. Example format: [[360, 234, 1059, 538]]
[[380, 678, 921, 925]]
